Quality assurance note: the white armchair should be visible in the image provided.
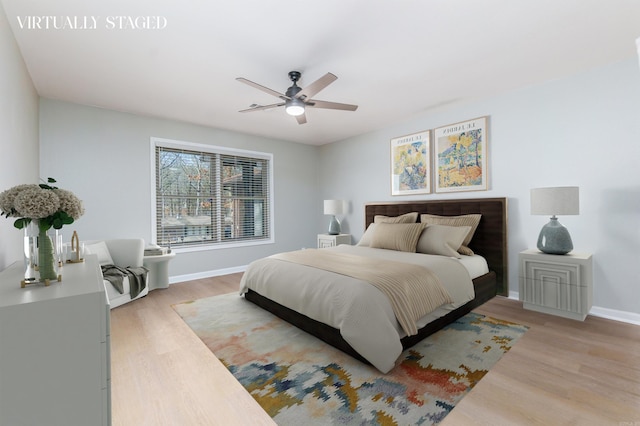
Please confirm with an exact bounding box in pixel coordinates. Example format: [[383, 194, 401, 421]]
[[84, 238, 149, 309]]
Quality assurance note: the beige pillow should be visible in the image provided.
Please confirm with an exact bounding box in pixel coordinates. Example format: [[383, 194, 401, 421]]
[[356, 223, 377, 246], [358, 212, 419, 246], [374, 212, 418, 224], [420, 213, 481, 255], [416, 225, 471, 258], [369, 223, 425, 252]]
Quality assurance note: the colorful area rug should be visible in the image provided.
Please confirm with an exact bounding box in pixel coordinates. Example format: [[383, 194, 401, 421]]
[[173, 293, 527, 425]]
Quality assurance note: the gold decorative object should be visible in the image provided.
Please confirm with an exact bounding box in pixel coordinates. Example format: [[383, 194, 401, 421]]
[[21, 275, 61, 288], [67, 230, 85, 264]]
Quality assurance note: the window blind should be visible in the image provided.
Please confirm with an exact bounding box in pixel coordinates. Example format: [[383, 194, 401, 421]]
[[153, 140, 272, 249]]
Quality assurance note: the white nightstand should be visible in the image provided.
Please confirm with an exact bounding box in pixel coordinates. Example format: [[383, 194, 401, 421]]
[[519, 249, 593, 321], [317, 233, 351, 248]]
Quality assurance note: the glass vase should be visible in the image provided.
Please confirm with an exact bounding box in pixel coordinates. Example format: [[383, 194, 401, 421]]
[[21, 220, 61, 287], [53, 229, 63, 267], [23, 221, 37, 284]]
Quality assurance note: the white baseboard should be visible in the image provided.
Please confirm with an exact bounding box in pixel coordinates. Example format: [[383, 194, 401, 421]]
[[588, 306, 640, 326], [169, 265, 247, 285], [508, 291, 640, 326]]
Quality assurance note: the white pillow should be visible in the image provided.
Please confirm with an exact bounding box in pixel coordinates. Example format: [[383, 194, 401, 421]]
[[416, 224, 471, 258], [84, 241, 114, 266]]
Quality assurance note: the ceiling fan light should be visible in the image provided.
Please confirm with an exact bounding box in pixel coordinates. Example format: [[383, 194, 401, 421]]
[[285, 99, 305, 116]]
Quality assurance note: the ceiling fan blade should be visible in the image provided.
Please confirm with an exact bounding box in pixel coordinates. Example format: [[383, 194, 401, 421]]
[[236, 78, 289, 100], [295, 73, 337, 100], [295, 112, 307, 125], [307, 99, 358, 111], [239, 102, 285, 113]]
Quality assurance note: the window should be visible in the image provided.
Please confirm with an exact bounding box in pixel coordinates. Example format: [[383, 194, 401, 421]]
[[152, 138, 274, 251]]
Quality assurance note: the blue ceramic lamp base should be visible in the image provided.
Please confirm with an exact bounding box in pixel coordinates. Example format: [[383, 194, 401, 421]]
[[327, 215, 341, 235], [537, 216, 573, 255]]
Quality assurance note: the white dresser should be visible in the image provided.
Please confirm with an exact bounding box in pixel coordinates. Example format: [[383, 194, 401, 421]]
[[519, 249, 593, 321], [0, 255, 111, 425]]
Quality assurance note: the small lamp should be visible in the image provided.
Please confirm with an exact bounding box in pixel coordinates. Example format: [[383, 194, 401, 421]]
[[324, 200, 344, 235], [530, 186, 579, 255]]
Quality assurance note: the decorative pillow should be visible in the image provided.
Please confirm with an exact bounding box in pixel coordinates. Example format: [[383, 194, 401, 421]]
[[356, 223, 377, 247], [358, 212, 419, 246], [369, 223, 425, 252], [374, 212, 418, 224], [84, 241, 114, 266], [416, 225, 471, 258], [420, 213, 481, 255]]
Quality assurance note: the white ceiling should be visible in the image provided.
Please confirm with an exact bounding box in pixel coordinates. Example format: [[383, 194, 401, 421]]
[[3, 0, 640, 145]]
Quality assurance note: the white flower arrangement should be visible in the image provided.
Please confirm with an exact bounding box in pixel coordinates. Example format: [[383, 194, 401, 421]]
[[0, 178, 85, 230]]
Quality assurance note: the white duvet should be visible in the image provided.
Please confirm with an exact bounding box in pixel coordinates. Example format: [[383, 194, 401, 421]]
[[239, 245, 476, 373]]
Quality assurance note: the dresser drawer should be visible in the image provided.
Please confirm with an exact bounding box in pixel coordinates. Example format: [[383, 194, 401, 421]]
[[520, 277, 589, 315], [521, 258, 582, 286]]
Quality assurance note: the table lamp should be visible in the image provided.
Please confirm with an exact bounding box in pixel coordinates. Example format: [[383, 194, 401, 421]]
[[324, 200, 344, 235], [530, 186, 579, 255]]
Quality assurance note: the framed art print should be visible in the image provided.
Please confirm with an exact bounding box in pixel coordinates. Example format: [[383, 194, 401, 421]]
[[434, 116, 488, 193], [391, 130, 430, 195]]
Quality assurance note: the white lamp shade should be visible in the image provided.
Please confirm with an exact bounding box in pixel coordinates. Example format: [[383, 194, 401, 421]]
[[530, 187, 579, 216], [324, 199, 344, 215]]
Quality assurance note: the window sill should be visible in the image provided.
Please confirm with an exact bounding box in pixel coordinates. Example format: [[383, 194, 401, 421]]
[[170, 238, 275, 254]]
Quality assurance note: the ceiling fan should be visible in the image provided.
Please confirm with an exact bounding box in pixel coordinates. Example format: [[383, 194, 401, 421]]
[[236, 71, 358, 124]]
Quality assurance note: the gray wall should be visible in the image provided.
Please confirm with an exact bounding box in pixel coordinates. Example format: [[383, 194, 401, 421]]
[[0, 4, 39, 270], [39, 99, 321, 279], [320, 58, 640, 316]]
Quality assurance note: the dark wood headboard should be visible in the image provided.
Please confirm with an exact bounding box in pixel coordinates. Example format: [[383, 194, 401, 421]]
[[364, 198, 508, 296]]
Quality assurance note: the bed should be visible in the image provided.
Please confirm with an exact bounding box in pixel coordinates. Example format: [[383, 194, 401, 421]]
[[240, 198, 507, 373]]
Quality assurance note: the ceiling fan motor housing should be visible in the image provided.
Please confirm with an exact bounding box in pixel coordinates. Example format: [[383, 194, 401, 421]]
[[286, 85, 301, 98]]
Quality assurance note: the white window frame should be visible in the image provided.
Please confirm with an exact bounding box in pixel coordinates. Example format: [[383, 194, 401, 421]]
[[150, 137, 275, 253]]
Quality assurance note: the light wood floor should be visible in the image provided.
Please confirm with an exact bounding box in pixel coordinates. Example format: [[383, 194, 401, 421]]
[[110, 274, 640, 425]]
